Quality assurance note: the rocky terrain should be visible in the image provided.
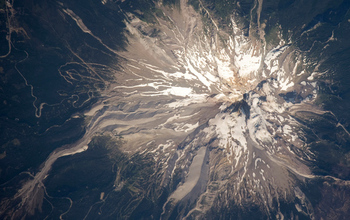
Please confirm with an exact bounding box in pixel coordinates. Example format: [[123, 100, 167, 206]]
[[1, 0, 350, 219]]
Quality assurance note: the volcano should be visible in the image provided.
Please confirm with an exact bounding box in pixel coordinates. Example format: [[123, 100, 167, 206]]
[[1, 0, 350, 219]]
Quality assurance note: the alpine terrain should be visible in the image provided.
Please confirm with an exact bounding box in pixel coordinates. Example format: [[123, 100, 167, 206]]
[[1, 0, 350, 219]]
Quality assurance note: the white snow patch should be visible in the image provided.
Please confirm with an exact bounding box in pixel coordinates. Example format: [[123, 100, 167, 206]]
[[162, 87, 193, 97], [307, 72, 318, 81], [171, 71, 197, 80]]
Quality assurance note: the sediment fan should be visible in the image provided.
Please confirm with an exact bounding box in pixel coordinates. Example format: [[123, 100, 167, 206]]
[[1, 0, 350, 219]]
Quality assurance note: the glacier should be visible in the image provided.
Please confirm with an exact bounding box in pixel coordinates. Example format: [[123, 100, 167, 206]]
[[2, 0, 350, 219]]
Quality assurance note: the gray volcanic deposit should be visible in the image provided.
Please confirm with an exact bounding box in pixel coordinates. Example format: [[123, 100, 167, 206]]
[[1, 0, 350, 219]]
